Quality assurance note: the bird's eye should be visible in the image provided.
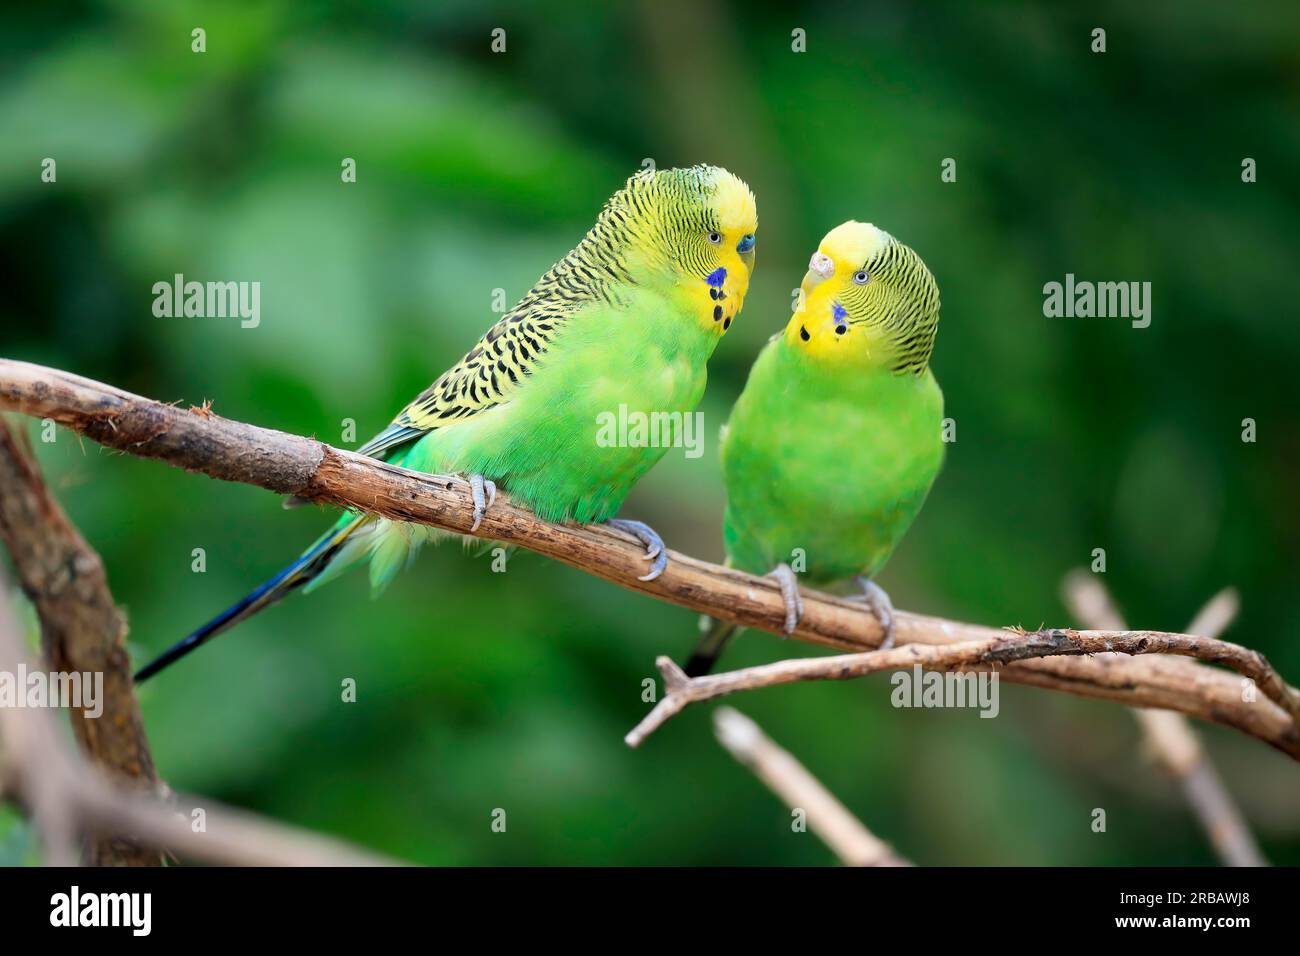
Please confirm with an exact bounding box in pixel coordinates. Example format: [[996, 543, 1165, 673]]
[[853, 270, 870, 285], [736, 234, 755, 254], [707, 231, 722, 245]]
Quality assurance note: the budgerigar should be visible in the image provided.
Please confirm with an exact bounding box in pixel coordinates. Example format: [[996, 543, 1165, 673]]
[[136, 165, 758, 681], [684, 221, 942, 676]]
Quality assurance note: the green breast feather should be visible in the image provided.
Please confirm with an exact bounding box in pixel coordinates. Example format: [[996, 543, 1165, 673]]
[[721, 336, 944, 584]]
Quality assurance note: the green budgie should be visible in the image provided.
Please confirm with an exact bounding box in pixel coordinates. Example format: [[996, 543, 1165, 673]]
[[684, 221, 942, 676], [136, 165, 758, 681]]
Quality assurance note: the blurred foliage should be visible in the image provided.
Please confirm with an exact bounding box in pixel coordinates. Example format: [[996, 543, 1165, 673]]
[[2, 0, 1298, 865]]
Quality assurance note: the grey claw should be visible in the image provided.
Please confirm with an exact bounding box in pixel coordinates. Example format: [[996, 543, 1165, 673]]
[[607, 519, 669, 582], [768, 563, 804, 635], [857, 577, 896, 649], [469, 474, 495, 533]]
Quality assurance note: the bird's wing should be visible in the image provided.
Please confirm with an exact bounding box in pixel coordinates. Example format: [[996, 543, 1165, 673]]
[[354, 208, 628, 463], [354, 306, 570, 461]]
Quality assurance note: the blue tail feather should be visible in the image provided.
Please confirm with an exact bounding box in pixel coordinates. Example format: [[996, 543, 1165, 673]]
[[134, 517, 363, 683]]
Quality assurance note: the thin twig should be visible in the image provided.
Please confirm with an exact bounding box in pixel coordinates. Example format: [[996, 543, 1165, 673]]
[[2, 359, 1298, 758], [625, 624, 1292, 748], [1063, 572, 1266, 867], [1187, 589, 1242, 645], [713, 707, 910, 866]]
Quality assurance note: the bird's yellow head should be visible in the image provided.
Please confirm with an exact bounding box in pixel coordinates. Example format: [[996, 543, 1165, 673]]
[[610, 165, 757, 335], [785, 221, 940, 373]]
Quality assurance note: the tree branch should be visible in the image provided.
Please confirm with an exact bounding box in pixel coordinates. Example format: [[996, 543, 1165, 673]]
[[2, 358, 1297, 759], [713, 707, 910, 866], [625, 624, 1295, 748], [1063, 572, 1266, 867], [0, 419, 161, 865]]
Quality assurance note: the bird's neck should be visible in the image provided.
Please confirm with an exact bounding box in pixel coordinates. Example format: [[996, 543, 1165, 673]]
[[774, 333, 932, 401]]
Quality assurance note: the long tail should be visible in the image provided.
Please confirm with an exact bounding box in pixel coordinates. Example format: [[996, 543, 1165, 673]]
[[133, 514, 367, 683], [683, 617, 740, 677]]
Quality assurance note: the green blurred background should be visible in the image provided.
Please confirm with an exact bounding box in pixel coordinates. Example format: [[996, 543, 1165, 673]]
[[2, 0, 1298, 865]]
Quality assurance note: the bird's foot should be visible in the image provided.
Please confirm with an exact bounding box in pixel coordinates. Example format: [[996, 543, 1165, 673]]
[[468, 474, 497, 533], [855, 577, 896, 649], [767, 562, 805, 635], [606, 518, 668, 582]]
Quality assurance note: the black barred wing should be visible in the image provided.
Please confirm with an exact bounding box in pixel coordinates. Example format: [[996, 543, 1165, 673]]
[[354, 306, 568, 461], [353, 172, 641, 462]]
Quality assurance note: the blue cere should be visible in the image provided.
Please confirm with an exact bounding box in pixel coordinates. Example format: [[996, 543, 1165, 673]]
[[736, 234, 755, 254]]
